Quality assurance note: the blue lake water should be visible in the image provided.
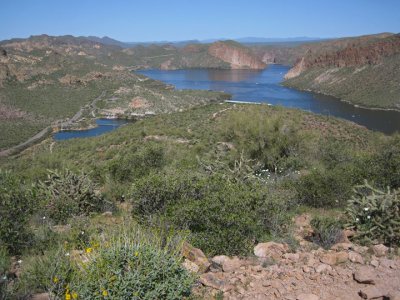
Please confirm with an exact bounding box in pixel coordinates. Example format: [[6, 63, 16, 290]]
[[54, 119, 129, 140], [139, 65, 400, 134]]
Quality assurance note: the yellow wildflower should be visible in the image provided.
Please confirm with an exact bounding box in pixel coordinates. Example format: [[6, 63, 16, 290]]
[[134, 251, 139, 257], [85, 247, 93, 254], [102, 289, 108, 297], [65, 292, 71, 300], [53, 276, 59, 283], [71, 291, 78, 299]]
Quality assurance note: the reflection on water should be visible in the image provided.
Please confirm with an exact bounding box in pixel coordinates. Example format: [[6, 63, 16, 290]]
[[206, 69, 263, 82], [138, 66, 400, 134]]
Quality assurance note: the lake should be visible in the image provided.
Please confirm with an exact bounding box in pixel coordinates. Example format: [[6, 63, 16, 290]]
[[54, 119, 129, 140], [139, 65, 400, 134]]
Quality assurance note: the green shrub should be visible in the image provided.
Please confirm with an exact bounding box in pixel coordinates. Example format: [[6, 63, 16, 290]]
[[0, 171, 36, 254], [52, 222, 193, 300], [346, 181, 400, 246], [108, 144, 165, 182], [132, 173, 293, 256], [38, 169, 109, 224], [296, 168, 354, 208], [310, 216, 343, 249]]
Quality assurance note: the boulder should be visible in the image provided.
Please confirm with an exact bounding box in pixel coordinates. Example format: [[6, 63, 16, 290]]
[[181, 242, 210, 273], [199, 273, 233, 292], [182, 259, 200, 273], [315, 263, 332, 274], [320, 252, 348, 265], [371, 244, 389, 257], [354, 266, 376, 284], [211, 255, 244, 273], [349, 251, 365, 264], [296, 293, 319, 300], [254, 242, 289, 260], [359, 286, 387, 299], [283, 253, 300, 262]]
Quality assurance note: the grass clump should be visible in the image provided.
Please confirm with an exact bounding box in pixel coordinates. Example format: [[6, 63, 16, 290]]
[[16, 222, 194, 300], [310, 216, 343, 249]]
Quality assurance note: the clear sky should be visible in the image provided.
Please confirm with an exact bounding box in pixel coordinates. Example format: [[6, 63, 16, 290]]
[[1, 0, 400, 42]]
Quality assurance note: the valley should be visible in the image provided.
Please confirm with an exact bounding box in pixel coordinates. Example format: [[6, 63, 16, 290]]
[[1, 27, 400, 300]]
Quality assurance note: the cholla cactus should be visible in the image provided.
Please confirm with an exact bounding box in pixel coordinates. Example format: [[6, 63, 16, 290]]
[[39, 169, 108, 224], [345, 181, 400, 246]]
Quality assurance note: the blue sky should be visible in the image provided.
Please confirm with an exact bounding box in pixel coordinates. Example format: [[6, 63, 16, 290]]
[[1, 0, 399, 41]]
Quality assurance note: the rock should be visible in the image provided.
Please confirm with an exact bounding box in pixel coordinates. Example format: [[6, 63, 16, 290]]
[[296, 293, 319, 300], [379, 258, 396, 269], [182, 258, 200, 273], [283, 253, 300, 262], [181, 242, 210, 273], [30, 293, 50, 300], [221, 256, 244, 273], [354, 245, 369, 254], [370, 259, 380, 268], [331, 242, 353, 251], [343, 229, 356, 238], [302, 266, 311, 273], [359, 286, 387, 299], [349, 251, 365, 264], [320, 252, 348, 265], [315, 263, 332, 274], [387, 292, 400, 300], [199, 273, 233, 292], [371, 244, 389, 257], [354, 266, 376, 284], [254, 242, 289, 260]]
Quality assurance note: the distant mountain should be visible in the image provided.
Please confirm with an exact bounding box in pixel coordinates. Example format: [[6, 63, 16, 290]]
[[234, 37, 327, 43], [84, 36, 131, 48]]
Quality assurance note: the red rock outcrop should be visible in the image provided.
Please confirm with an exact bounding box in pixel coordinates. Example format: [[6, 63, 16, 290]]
[[286, 34, 400, 79], [208, 41, 266, 69]]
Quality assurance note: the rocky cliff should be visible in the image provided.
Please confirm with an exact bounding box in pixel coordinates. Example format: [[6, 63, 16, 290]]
[[285, 34, 400, 79], [283, 34, 400, 109], [208, 41, 266, 69]]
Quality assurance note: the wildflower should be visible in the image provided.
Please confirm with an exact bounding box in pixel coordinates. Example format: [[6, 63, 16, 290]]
[[367, 215, 371, 219], [65, 252, 70, 257], [85, 247, 93, 254], [81, 231, 85, 235], [356, 218, 360, 222], [42, 216, 46, 220], [72, 291, 78, 299], [364, 207, 369, 211], [102, 289, 108, 297], [134, 251, 139, 257], [53, 276, 59, 283], [65, 292, 71, 300], [17, 260, 22, 264]]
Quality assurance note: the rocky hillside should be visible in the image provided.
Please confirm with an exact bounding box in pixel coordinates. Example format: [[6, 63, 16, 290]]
[[282, 34, 400, 109], [208, 41, 266, 69]]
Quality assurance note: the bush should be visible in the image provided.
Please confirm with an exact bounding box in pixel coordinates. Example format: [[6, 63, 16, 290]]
[[310, 216, 343, 249], [132, 173, 293, 256], [38, 169, 109, 224], [108, 144, 165, 182], [52, 222, 193, 300], [0, 171, 36, 254], [296, 168, 354, 208], [0, 247, 10, 300], [346, 181, 400, 246]]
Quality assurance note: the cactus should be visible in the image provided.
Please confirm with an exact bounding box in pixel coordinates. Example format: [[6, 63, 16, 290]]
[[345, 180, 400, 246], [39, 169, 109, 224]]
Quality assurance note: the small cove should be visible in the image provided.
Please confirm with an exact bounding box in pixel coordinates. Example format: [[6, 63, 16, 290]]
[[54, 118, 129, 141]]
